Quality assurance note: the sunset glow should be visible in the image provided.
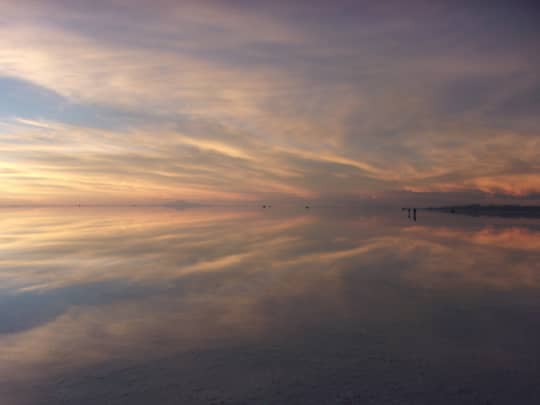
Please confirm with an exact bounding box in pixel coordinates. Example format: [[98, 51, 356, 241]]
[[1, 1, 539, 205]]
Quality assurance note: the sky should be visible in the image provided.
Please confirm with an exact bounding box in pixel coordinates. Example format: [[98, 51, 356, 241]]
[[1, 0, 539, 205]]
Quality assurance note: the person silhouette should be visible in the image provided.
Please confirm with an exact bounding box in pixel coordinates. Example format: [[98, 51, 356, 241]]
[[413, 208, 417, 221]]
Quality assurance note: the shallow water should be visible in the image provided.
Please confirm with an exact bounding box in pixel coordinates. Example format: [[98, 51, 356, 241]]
[[1, 207, 539, 404]]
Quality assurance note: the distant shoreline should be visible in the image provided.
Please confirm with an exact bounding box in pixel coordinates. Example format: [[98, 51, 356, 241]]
[[421, 204, 540, 218]]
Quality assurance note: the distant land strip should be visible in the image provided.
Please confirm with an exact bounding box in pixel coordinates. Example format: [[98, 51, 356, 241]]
[[422, 205, 540, 218]]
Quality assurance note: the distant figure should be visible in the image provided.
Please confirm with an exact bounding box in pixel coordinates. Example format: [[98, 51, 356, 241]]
[[413, 208, 417, 221]]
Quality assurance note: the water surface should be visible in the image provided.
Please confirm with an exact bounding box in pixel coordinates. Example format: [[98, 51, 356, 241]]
[[1, 207, 539, 404]]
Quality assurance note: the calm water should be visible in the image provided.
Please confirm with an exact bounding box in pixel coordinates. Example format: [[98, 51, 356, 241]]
[[1, 207, 539, 404]]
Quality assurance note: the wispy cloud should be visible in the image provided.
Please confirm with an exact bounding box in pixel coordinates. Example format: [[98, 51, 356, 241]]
[[1, 1, 539, 203]]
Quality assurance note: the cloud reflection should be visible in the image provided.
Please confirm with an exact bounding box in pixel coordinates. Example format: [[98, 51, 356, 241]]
[[1, 208, 539, 400]]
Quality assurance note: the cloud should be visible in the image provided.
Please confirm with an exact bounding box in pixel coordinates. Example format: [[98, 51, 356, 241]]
[[0, 1, 539, 203]]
